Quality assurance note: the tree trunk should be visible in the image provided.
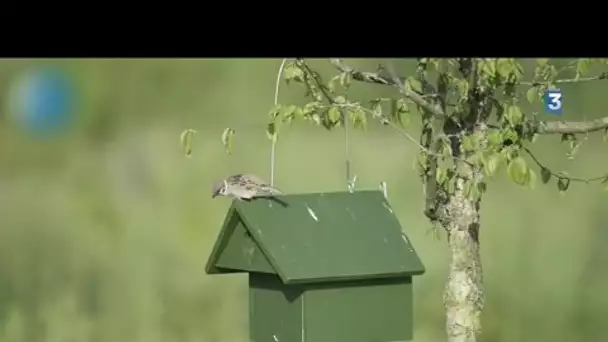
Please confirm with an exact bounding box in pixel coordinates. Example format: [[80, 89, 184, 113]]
[[441, 174, 484, 342]]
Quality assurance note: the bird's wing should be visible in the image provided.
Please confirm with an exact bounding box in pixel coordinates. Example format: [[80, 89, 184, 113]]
[[230, 173, 283, 196], [240, 173, 268, 185], [260, 185, 282, 194]]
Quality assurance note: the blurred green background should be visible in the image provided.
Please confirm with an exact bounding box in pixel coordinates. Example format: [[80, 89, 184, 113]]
[[0, 58, 607, 342]]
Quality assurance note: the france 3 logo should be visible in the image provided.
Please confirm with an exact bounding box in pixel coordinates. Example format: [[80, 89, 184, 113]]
[[544, 89, 563, 115]]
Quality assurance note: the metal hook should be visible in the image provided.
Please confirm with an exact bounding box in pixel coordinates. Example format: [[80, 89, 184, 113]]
[[379, 181, 388, 199], [348, 175, 358, 193]]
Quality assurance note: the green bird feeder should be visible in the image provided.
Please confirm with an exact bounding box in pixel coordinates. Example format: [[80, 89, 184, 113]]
[[205, 190, 425, 342]]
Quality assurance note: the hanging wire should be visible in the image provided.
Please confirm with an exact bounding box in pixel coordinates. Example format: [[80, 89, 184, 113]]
[[343, 108, 357, 193], [273, 59, 358, 193], [270, 59, 288, 187]]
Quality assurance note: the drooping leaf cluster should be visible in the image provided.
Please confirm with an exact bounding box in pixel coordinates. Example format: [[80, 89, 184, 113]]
[[261, 58, 608, 202], [178, 58, 608, 203]]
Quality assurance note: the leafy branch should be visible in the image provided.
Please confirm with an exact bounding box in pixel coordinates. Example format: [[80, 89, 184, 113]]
[[523, 146, 608, 191], [295, 59, 477, 171], [332, 58, 608, 137], [519, 71, 608, 86], [332, 58, 608, 89], [533, 117, 608, 135], [263, 57, 608, 342], [330, 59, 445, 116]]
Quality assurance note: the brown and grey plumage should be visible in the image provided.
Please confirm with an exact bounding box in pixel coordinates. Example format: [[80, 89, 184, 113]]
[[211, 173, 283, 200]]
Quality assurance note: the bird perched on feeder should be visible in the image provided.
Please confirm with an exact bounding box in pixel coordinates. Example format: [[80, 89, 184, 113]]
[[211, 173, 283, 200]]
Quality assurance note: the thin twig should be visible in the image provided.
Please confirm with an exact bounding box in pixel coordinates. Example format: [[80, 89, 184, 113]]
[[519, 72, 608, 86], [523, 146, 608, 183], [270, 58, 288, 186], [298, 60, 354, 191], [331, 59, 445, 117], [300, 59, 478, 171], [323, 102, 478, 169], [331, 58, 608, 90], [535, 117, 608, 135]]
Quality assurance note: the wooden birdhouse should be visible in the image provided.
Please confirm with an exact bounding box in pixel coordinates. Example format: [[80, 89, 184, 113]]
[[205, 190, 425, 342]]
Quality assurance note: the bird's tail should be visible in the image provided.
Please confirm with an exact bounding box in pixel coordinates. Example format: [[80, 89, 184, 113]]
[[257, 186, 283, 196]]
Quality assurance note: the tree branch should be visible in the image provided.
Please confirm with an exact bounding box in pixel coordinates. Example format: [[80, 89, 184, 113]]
[[330, 58, 445, 117], [523, 146, 608, 183], [297, 59, 478, 171], [519, 71, 608, 87], [535, 117, 608, 134], [332, 58, 608, 89]]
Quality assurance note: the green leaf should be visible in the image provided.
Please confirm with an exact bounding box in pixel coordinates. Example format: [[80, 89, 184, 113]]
[[540, 167, 552, 184], [405, 77, 422, 93], [507, 156, 528, 186], [371, 99, 383, 117], [477, 181, 488, 195], [339, 72, 352, 88], [536, 58, 549, 66], [471, 151, 485, 170], [467, 180, 486, 202], [496, 58, 514, 79], [461, 135, 476, 152], [462, 180, 472, 200], [334, 96, 346, 104], [487, 130, 503, 149], [567, 141, 581, 160], [221, 127, 236, 154], [266, 123, 278, 143], [428, 59, 441, 70], [526, 86, 539, 104], [446, 177, 456, 195], [283, 105, 303, 124], [505, 105, 523, 125], [327, 75, 340, 92], [348, 107, 367, 130], [547, 66, 559, 81], [483, 153, 502, 176], [390, 98, 410, 127], [576, 58, 590, 79], [513, 61, 524, 80], [557, 177, 570, 193], [454, 79, 469, 103], [438, 137, 453, 159], [180, 129, 197, 157], [436, 167, 448, 185], [480, 59, 497, 77], [310, 114, 322, 125], [530, 133, 539, 143], [561, 133, 575, 143], [601, 177, 608, 191], [283, 62, 304, 84], [327, 106, 341, 124], [414, 152, 428, 175], [281, 105, 296, 118], [302, 101, 321, 117], [527, 169, 537, 189], [268, 104, 282, 119]]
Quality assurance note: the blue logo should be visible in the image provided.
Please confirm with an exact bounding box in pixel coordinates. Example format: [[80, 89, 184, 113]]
[[8, 66, 77, 137], [544, 89, 563, 115]]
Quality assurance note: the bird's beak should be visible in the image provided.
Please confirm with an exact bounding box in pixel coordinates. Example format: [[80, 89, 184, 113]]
[[212, 193, 217, 199]]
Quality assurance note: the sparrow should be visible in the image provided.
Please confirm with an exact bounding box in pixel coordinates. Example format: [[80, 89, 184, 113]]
[[211, 173, 283, 200]]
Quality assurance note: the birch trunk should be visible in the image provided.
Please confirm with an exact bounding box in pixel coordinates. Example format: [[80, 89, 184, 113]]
[[442, 172, 484, 342]]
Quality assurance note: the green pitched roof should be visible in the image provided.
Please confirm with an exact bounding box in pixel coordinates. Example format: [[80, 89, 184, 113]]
[[205, 191, 425, 284]]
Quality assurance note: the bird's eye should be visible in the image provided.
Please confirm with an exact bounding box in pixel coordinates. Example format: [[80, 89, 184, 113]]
[[220, 187, 226, 194]]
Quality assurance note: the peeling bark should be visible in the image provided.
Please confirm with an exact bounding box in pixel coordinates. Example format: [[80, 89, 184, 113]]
[[440, 171, 484, 342]]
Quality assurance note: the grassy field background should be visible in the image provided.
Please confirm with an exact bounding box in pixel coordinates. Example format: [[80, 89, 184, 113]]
[[0, 58, 607, 342]]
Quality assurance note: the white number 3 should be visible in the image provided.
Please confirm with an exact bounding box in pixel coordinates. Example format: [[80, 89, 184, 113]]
[[548, 92, 562, 110]]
